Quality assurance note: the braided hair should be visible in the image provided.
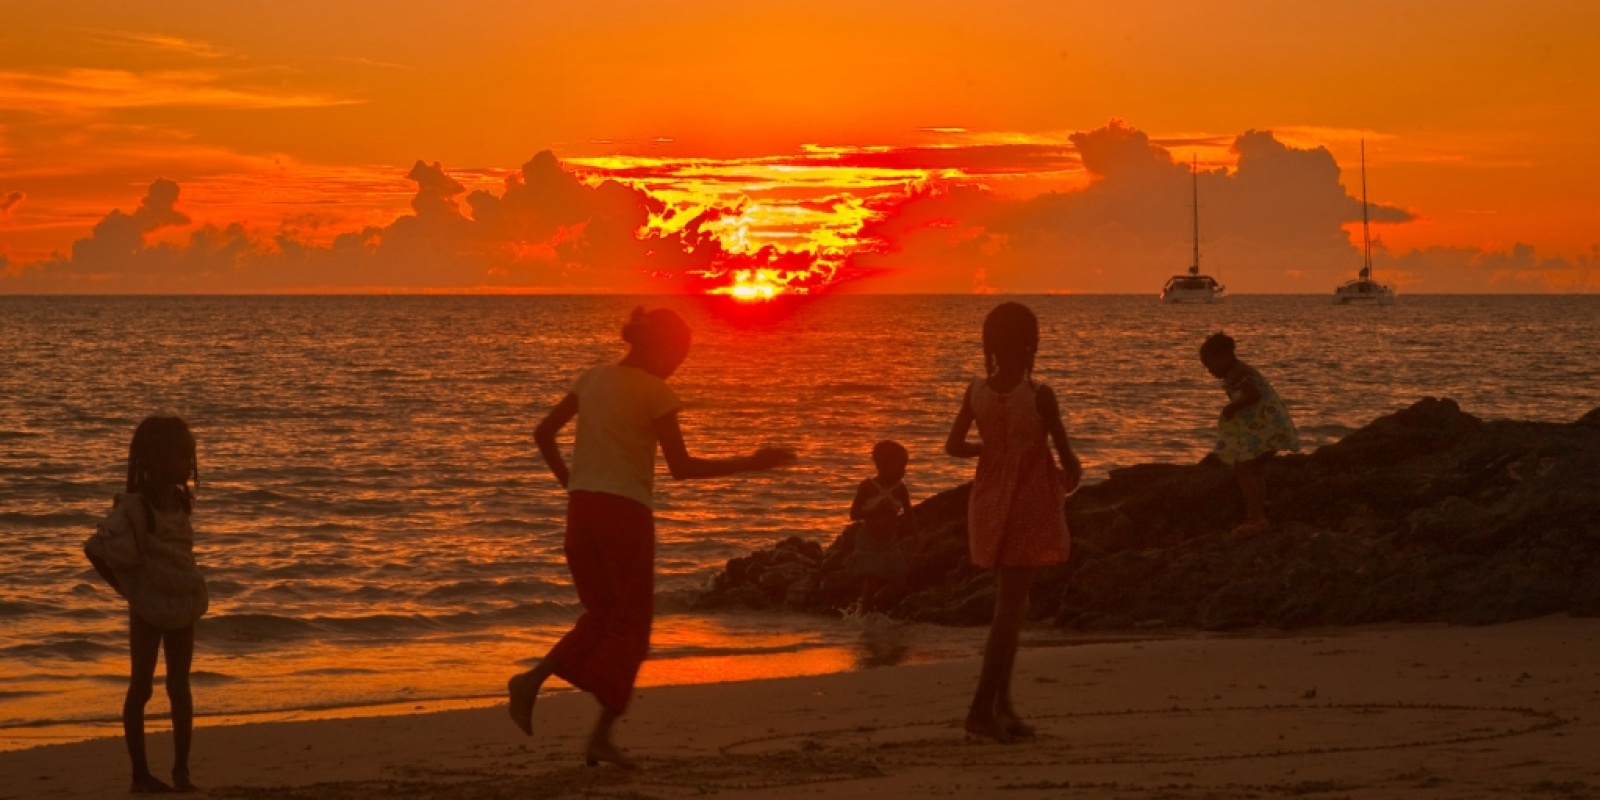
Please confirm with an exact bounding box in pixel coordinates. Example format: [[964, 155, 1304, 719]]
[[127, 415, 198, 527], [982, 302, 1040, 381]]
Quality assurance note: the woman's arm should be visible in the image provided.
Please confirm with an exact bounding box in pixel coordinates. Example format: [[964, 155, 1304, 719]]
[[533, 393, 579, 488], [654, 411, 795, 480], [1036, 385, 1082, 493], [945, 386, 982, 459]]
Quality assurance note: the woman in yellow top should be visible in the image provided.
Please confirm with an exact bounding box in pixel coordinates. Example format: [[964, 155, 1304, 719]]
[[509, 307, 795, 768]]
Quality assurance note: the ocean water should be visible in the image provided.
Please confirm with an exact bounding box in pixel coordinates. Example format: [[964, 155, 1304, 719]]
[[1, 294, 1596, 749]]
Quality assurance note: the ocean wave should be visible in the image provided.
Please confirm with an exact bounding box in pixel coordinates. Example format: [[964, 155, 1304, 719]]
[[197, 601, 575, 643], [0, 511, 99, 528], [419, 578, 561, 601], [0, 638, 121, 661]]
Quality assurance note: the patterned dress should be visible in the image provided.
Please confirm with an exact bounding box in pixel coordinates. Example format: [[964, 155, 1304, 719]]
[[967, 378, 1070, 569], [1214, 365, 1300, 465]]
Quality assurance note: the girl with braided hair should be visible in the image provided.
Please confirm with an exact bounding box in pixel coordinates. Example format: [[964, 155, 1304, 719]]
[[945, 302, 1080, 742]]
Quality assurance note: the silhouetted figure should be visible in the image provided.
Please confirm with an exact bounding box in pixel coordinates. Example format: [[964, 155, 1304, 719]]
[[1200, 332, 1300, 538], [509, 307, 795, 768], [83, 415, 209, 793], [945, 302, 1081, 743], [847, 440, 917, 614]]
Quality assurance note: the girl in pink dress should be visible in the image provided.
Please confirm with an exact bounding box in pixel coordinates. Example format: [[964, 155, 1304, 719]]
[[945, 302, 1081, 742]]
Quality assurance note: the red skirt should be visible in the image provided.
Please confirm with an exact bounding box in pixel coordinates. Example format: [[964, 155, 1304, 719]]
[[548, 490, 655, 714]]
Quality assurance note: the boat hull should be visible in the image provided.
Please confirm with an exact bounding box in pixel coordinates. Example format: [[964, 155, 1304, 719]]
[[1161, 287, 1227, 303]]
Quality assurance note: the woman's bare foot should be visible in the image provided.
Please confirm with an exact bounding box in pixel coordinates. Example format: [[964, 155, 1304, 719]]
[[1229, 518, 1269, 540], [507, 672, 539, 736], [998, 713, 1037, 739], [584, 739, 639, 770], [130, 773, 173, 793], [170, 770, 197, 793], [963, 713, 1015, 744]]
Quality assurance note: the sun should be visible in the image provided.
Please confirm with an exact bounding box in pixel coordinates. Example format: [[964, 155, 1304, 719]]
[[706, 269, 797, 301]]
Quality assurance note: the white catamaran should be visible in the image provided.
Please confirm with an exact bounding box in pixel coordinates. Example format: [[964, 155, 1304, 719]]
[[1161, 156, 1226, 303], [1334, 140, 1395, 305]]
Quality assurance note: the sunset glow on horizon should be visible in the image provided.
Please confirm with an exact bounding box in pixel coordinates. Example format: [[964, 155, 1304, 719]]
[[2, 1, 1597, 294]]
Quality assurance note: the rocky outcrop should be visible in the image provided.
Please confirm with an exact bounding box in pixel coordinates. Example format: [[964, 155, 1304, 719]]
[[694, 399, 1600, 629]]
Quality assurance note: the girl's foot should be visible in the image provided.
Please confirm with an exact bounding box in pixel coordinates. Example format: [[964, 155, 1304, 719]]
[[584, 739, 639, 770], [507, 673, 539, 736], [130, 773, 173, 793], [963, 714, 1015, 744], [171, 770, 197, 793]]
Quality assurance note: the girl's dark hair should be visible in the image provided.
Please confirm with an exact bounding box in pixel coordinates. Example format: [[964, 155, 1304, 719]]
[[127, 415, 198, 521], [1200, 332, 1236, 360], [982, 302, 1040, 378], [621, 307, 692, 357]]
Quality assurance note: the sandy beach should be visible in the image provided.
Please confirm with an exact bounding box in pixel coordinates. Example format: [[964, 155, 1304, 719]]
[[2, 615, 1595, 799]]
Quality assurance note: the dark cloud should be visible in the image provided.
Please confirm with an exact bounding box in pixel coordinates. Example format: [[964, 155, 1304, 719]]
[[1, 128, 1589, 294], [853, 120, 1421, 293], [0, 191, 22, 214], [1, 150, 840, 292]]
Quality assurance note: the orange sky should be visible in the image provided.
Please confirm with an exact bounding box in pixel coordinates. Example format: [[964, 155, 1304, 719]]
[[1, 1, 1596, 293]]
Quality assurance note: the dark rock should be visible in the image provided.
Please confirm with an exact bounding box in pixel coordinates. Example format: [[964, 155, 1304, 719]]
[[694, 398, 1600, 630]]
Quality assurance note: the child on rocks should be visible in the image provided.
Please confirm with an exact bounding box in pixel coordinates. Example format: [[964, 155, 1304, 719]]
[[848, 440, 916, 613], [1200, 332, 1299, 538]]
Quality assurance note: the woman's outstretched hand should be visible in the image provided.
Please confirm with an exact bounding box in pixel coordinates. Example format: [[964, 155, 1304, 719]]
[[749, 446, 798, 470]]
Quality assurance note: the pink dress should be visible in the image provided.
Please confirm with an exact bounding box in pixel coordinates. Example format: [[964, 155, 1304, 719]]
[[967, 378, 1070, 569]]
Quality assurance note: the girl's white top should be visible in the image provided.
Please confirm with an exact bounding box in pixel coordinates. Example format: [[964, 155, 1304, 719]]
[[567, 364, 681, 509]]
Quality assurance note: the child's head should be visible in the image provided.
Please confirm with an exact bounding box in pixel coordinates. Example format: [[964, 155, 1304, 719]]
[[982, 302, 1039, 377], [622, 307, 692, 378], [127, 414, 198, 512], [871, 440, 909, 482], [1200, 332, 1237, 377]]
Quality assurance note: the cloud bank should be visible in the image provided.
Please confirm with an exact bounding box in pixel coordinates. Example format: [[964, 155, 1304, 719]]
[[2, 121, 1594, 294]]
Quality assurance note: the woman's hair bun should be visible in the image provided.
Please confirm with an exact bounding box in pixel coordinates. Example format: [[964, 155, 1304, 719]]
[[621, 307, 692, 354]]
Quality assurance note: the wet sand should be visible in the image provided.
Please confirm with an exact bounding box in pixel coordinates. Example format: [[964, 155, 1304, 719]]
[[3, 616, 1597, 799]]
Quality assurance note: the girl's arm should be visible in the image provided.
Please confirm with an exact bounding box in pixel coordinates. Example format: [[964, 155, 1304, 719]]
[[1221, 366, 1263, 420], [654, 411, 795, 480], [1036, 385, 1082, 493], [849, 481, 872, 521], [944, 387, 982, 459], [894, 484, 918, 532], [534, 393, 579, 488]]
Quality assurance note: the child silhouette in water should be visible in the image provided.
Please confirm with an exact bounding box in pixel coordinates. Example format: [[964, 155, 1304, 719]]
[[1200, 332, 1299, 538], [848, 440, 916, 613], [511, 307, 795, 768], [946, 302, 1081, 742]]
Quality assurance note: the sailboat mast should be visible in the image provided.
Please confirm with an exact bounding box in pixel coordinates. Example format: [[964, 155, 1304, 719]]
[[1191, 155, 1200, 273], [1361, 140, 1372, 279]]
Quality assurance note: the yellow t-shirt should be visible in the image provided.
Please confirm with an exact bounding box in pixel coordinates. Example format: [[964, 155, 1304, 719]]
[[567, 364, 682, 509]]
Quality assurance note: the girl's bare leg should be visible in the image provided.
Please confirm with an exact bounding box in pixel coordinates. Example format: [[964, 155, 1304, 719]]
[[585, 707, 637, 769], [125, 613, 171, 793], [164, 626, 196, 792], [1234, 458, 1270, 536], [507, 656, 558, 736], [966, 566, 1034, 742]]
